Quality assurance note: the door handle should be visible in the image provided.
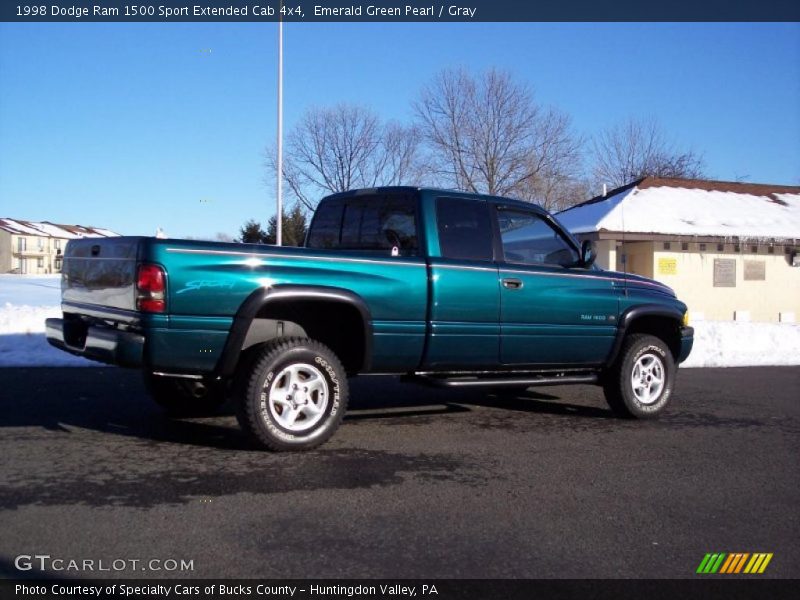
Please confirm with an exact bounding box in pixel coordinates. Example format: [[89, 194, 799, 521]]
[[502, 278, 523, 290]]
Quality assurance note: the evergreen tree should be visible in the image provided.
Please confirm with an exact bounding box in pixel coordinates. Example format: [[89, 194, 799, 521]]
[[285, 204, 308, 246], [264, 205, 308, 246], [238, 219, 268, 244]]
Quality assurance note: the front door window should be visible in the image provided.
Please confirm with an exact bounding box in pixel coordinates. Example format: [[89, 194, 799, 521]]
[[497, 209, 578, 267]]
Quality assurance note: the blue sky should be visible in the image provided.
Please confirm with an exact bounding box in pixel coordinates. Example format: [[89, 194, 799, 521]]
[[0, 22, 798, 238]]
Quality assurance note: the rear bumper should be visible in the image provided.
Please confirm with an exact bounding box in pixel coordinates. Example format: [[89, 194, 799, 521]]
[[45, 318, 144, 367], [678, 326, 694, 364]]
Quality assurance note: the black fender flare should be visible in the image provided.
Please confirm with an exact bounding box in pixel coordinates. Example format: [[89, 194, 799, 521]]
[[604, 304, 684, 367], [216, 284, 373, 376]]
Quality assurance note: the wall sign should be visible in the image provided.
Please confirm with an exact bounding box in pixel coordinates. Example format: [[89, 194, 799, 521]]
[[744, 260, 766, 281], [658, 257, 677, 275], [713, 259, 736, 287]]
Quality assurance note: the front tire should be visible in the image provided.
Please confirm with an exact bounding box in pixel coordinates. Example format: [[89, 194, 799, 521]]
[[603, 334, 675, 419], [234, 337, 348, 451]]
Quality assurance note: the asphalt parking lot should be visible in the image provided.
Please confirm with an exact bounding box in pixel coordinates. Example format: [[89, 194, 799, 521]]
[[0, 366, 798, 579]]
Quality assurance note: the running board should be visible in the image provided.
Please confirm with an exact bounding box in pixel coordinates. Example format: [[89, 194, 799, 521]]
[[406, 373, 599, 388]]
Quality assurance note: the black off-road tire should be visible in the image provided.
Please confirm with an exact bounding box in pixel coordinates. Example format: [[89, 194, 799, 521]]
[[603, 333, 676, 419], [143, 372, 227, 417], [234, 337, 348, 451]]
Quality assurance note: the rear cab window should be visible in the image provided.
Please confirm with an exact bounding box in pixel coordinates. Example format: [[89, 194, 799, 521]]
[[306, 193, 419, 256]]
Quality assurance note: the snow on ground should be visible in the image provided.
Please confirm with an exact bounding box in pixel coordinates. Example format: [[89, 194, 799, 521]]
[[681, 320, 800, 368], [0, 274, 798, 368], [0, 275, 93, 367], [0, 273, 61, 305]]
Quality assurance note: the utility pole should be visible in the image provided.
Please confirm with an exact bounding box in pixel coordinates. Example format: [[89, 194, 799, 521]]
[[276, 14, 284, 246]]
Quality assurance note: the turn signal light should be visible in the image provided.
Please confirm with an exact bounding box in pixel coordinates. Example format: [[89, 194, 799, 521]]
[[136, 264, 166, 313]]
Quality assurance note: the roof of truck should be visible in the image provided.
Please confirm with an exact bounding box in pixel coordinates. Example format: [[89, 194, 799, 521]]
[[320, 186, 549, 214]]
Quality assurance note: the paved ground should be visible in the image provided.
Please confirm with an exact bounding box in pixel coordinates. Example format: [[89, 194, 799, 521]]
[[0, 366, 798, 579]]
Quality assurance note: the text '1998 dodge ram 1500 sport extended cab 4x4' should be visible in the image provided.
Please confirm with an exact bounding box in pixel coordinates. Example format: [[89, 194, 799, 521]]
[[46, 187, 693, 450]]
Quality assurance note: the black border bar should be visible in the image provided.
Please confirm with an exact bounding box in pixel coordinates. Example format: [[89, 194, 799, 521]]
[[3, 579, 800, 600], [2, 1, 800, 22]]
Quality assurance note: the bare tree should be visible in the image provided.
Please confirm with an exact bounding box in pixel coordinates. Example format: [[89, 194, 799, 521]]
[[515, 109, 586, 211], [592, 117, 706, 189], [413, 67, 583, 209], [267, 104, 422, 211]]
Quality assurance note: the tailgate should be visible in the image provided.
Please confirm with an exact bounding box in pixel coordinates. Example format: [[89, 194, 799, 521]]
[[62, 237, 141, 312]]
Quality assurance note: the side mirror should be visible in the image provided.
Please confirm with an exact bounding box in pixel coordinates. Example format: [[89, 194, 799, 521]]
[[580, 240, 597, 268]]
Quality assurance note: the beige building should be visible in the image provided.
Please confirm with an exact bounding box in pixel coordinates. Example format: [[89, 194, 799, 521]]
[[0, 218, 119, 275], [557, 177, 800, 323]]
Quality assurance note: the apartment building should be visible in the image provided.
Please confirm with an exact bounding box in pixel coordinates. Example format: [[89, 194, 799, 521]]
[[0, 218, 119, 274]]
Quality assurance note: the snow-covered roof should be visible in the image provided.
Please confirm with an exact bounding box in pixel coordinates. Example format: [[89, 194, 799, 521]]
[[0, 218, 120, 239], [557, 177, 800, 241]]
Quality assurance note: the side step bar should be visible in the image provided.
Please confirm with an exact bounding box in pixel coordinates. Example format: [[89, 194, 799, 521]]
[[406, 372, 599, 388]]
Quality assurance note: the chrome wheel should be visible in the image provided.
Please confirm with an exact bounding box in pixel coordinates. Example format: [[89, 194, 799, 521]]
[[630, 353, 665, 405], [266, 363, 329, 432]]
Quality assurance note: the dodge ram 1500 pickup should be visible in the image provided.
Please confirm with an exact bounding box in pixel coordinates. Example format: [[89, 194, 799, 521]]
[[46, 187, 693, 450]]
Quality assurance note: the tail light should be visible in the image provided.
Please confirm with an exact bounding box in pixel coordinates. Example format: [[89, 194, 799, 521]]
[[136, 264, 166, 313]]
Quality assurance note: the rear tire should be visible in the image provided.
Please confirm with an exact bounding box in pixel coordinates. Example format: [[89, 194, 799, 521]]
[[234, 337, 348, 451], [603, 334, 675, 419], [143, 372, 227, 417]]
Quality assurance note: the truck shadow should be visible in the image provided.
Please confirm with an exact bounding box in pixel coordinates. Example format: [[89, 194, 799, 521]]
[[347, 376, 615, 421], [0, 367, 614, 451], [0, 367, 645, 510]]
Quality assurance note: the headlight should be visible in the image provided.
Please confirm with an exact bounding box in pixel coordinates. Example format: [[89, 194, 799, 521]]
[[682, 311, 690, 326]]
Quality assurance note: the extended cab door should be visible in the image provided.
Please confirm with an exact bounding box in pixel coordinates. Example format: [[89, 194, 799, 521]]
[[422, 195, 500, 369], [496, 206, 618, 366]]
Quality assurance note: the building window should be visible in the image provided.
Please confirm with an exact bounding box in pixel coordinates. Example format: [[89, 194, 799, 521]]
[[663, 242, 671, 250], [768, 245, 774, 254], [717, 243, 724, 252], [17, 237, 26, 252], [699, 243, 706, 252], [37, 257, 44, 268], [750, 245, 758, 253], [681, 242, 689, 251], [734, 244, 741, 253]]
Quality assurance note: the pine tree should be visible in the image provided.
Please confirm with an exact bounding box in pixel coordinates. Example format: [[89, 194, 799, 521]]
[[264, 205, 308, 246], [285, 204, 308, 246], [238, 219, 268, 244]]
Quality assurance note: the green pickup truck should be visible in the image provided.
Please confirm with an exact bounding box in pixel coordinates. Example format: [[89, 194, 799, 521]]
[[46, 187, 693, 450]]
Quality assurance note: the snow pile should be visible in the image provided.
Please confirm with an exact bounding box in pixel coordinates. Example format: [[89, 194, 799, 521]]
[[681, 321, 800, 368], [0, 303, 94, 367], [0, 275, 94, 367], [558, 184, 800, 240]]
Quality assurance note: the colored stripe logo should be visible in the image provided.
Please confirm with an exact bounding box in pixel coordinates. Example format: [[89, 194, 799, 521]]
[[696, 552, 773, 574]]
